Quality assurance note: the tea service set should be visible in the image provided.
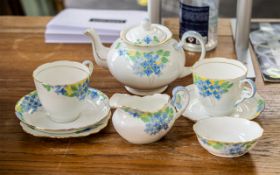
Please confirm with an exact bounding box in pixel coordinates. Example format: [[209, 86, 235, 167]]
[[15, 19, 265, 157]]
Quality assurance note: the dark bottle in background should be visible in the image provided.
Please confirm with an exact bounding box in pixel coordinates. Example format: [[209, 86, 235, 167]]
[[179, 0, 219, 52]]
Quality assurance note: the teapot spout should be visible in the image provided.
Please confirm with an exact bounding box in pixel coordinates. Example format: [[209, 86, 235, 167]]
[[84, 28, 110, 68], [171, 86, 190, 119]]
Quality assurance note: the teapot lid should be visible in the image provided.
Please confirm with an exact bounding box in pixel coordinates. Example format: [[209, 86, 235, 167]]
[[121, 18, 172, 46]]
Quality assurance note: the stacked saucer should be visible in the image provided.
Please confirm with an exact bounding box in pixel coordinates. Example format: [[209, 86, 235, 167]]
[[15, 88, 111, 138]]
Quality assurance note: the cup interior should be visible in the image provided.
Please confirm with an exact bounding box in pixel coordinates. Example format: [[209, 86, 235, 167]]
[[193, 117, 263, 143], [193, 58, 247, 80], [33, 61, 90, 85]]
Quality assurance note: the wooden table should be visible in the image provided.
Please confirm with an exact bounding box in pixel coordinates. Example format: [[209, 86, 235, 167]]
[[0, 17, 279, 175]]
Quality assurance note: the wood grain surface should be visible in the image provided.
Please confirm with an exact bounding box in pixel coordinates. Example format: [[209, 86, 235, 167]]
[[0, 17, 279, 175]]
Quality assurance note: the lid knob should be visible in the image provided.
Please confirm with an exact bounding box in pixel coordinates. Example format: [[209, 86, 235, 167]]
[[141, 18, 152, 31]]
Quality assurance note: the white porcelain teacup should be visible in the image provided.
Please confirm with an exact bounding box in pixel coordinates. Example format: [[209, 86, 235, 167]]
[[33, 60, 94, 123], [192, 58, 256, 116]]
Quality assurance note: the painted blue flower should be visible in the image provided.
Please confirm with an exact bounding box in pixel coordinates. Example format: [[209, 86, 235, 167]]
[[143, 36, 152, 44], [116, 46, 170, 77], [16, 92, 42, 117], [202, 85, 208, 91], [89, 90, 99, 100], [205, 90, 211, 96], [194, 77, 234, 100], [127, 111, 140, 118], [228, 144, 243, 154], [144, 68, 153, 76], [23, 95, 41, 113], [209, 85, 215, 90], [77, 85, 88, 100], [214, 84, 221, 90], [54, 85, 67, 95], [206, 80, 211, 85], [153, 55, 159, 60], [118, 49, 127, 56], [144, 53, 153, 59], [144, 112, 172, 135], [141, 61, 149, 68], [148, 58, 155, 65], [152, 64, 160, 75]]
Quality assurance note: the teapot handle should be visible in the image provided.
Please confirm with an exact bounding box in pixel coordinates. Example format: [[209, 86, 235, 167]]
[[176, 31, 206, 78], [171, 86, 190, 119]]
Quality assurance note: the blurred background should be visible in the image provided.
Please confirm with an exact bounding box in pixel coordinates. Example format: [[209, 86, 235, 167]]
[[1, 0, 280, 18]]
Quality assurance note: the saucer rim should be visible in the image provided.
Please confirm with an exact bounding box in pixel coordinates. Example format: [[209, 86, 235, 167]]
[[36, 111, 111, 134], [183, 84, 265, 121], [20, 111, 111, 138], [15, 87, 110, 132]]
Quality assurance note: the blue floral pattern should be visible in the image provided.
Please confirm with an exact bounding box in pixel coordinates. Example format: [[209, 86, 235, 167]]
[[198, 136, 256, 157], [194, 74, 233, 100], [115, 42, 170, 77], [124, 106, 174, 135], [42, 78, 90, 101], [15, 88, 106, 119], [134, 35, 160, 45], [15, 91, 42, 118]]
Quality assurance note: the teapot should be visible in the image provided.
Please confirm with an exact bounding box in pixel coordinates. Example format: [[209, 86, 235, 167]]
[[85, 19, 206, 95], [109, 86, 190, 144]]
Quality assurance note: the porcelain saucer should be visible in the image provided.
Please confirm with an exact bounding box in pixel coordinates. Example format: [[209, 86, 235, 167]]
[[183, 84, 265, 121], [20, 111, 111, 138], [15, 88, 110, 134]]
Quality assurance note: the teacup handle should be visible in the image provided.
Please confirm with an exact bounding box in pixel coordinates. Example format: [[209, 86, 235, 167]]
[[235, 79, 257, 106], [82, 60, 94, 75], [176, 31, 206, 78], [171, 86, 190, 119]]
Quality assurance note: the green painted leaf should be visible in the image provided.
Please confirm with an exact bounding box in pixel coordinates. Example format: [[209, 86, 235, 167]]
[[156, 49, 164, 55], [43, 84, 52, 91], [227, 83, 233, 88], [140, 115, 151, 123], [115, 42, 121, 49], [135, 51, 141, 57], [212, 142, 224, 149], [153, 36, 159, 43], [161, 57, 168, 63], [163, 51, 170, 57], [71, 85, 78, 91], [129, 56, 137, 61]]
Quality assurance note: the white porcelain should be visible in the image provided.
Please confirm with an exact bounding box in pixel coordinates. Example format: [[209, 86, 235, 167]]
[[110, 93, 170, 113], [183, 84, 265, 121], [85, 19, 206, 95], [15, 88, 110, 134], [20, 111, 111, 138], [110, 86, 190, 144], [33, 60, 94, 123], [193, 58, 257, 116], [193, 117, 264, 157]]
